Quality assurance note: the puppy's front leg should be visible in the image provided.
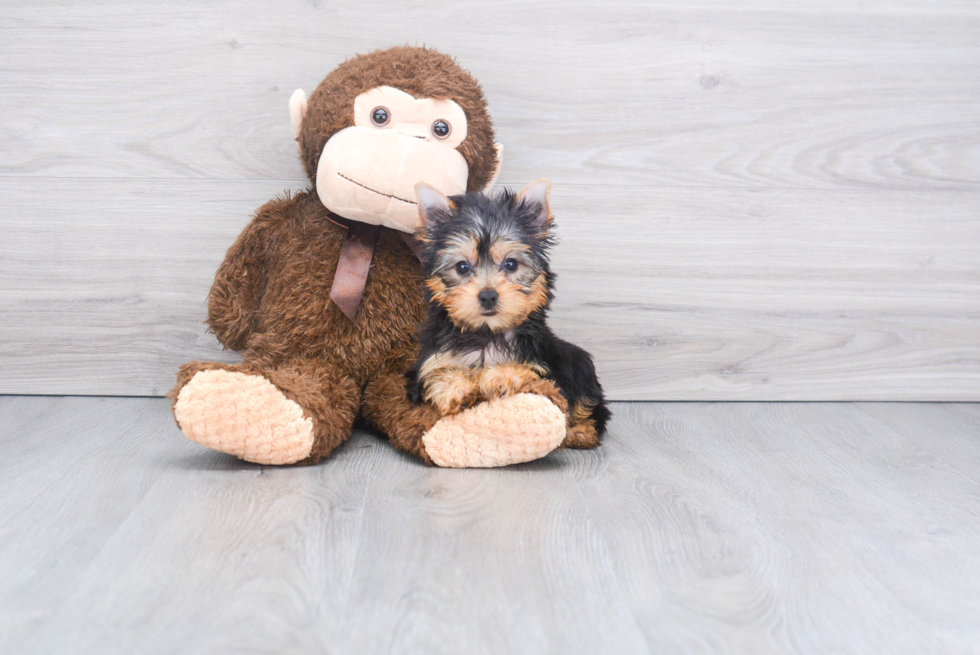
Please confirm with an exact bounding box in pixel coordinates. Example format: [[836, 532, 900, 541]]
[[424, 367, 480, 416], [478, 363, 544, 400]]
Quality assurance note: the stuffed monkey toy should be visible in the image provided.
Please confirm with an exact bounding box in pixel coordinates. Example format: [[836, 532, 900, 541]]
[[169, 46, 569, 467]]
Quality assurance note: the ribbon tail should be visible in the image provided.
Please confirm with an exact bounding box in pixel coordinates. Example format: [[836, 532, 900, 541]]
[[329, 222, 380, 321]]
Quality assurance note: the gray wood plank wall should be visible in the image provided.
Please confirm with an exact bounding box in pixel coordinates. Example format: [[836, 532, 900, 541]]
[[1, 0, 978, 399]]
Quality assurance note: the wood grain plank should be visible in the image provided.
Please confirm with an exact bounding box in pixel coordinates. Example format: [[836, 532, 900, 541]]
[[549, 186, 980, 400], [2, 178, 977, 399], [0, 179, 288, 396], [591, 402, 980, 653], [1, 1, 978, 190], [0, 395, 235, 647], [2, 397, 979, 652], [855, 402, 980, 484]]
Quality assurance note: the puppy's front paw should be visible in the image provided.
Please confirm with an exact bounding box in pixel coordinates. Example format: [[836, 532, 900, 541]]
[[518, 378, 569, 414], [479, 364, 542, 400], [425, 372, 480, 416]]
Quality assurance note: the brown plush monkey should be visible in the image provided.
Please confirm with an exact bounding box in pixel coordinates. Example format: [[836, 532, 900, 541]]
[[169, 46, 569, 467]]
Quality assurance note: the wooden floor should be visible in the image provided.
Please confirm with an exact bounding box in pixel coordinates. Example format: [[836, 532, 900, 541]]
[[2, 397, 978, 653]]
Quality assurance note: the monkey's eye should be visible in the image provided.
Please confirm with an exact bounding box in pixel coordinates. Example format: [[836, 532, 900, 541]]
[[432, 120, 451, 139], [371, 107, 390, 126], [503, 258, 519, 272], [455, 261, 471, 275]]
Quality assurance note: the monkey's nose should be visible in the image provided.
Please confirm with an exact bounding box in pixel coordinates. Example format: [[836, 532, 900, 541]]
[[478, 289, 499, 310]]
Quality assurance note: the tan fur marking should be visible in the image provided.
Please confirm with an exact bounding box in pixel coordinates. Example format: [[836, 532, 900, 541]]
[[568, 399, 595, 427], [418, 350, 481, 415], [445, 233, 479, 265], [437, 271, 549, 333], [563, 399, 599, 449], [563, 419, 599, 449], [478, 363, 543, 399], [489, 239, 530, 264], [425, 276, 449, 304], [424, 367, 480, 415], [444, 281, 492, 331], [419, 349, 476, 380], [524, 274, 550, 314], [519, 378, 568, 413]]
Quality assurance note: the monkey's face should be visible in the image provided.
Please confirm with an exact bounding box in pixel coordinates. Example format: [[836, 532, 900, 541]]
[[315, 86, 471, 233]]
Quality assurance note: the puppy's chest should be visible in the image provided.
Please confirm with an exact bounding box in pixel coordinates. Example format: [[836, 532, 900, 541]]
[[457, 342, 514, 368], [441, 331, 518, 369]]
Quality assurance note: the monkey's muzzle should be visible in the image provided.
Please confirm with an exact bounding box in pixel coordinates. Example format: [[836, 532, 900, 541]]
[[316, 127, 469, 233]]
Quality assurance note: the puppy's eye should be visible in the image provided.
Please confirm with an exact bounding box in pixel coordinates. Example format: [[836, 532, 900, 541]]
[[432, 120, 451, 139], [503, 258, 519, 272], [371, 107, 390, 126], [455, 261, 471, 275]]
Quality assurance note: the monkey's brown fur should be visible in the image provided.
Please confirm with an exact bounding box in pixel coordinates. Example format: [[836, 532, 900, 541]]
[[299, 46, 498, 194], [169, 47, 506, 465]]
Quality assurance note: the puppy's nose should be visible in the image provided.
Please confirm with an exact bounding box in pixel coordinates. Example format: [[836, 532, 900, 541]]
[[478, 289, 499, 310]]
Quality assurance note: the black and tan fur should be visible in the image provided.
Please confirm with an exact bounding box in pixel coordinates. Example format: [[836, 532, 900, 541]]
[[408, 181, 610, 448]]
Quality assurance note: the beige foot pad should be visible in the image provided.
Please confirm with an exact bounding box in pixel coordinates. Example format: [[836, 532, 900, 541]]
[[174, 369, 314, 465], [421, 393, 566, 468]]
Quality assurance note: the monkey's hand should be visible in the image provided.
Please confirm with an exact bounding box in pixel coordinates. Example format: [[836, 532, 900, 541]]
[[207, 198, 291, 350]]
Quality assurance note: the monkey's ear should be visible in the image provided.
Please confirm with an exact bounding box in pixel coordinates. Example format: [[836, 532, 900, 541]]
[[289, 89, 308, 139], [415, 182, 453, 237], [516, 178, 553, 234], [482, 143, 504, 193]]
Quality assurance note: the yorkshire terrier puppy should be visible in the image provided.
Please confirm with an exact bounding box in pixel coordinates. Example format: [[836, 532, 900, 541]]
[[407, 179, 610, 448]]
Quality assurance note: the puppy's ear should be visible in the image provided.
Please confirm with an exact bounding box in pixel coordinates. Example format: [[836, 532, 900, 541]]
[[415, 182, 453, 238], [516, 178, 553, 235]]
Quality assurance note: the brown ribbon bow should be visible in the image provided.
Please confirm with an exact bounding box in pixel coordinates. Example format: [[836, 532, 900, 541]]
[[327, 216, 424, 321]]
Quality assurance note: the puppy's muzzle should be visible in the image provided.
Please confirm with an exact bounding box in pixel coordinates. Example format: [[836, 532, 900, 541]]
[[478, 288, 499, 313]]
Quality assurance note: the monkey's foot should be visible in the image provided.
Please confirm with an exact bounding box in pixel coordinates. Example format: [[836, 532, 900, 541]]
[[174, 369, 314, 465], [421, 393, 566, 468]]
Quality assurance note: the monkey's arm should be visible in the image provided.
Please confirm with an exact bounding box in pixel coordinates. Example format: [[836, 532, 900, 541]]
[[206, 198, 286, 351], [362, 367, 441, 464]]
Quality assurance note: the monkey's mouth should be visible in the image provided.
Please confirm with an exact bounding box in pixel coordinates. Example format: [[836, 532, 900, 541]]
[[337, 173, 416, 205]]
